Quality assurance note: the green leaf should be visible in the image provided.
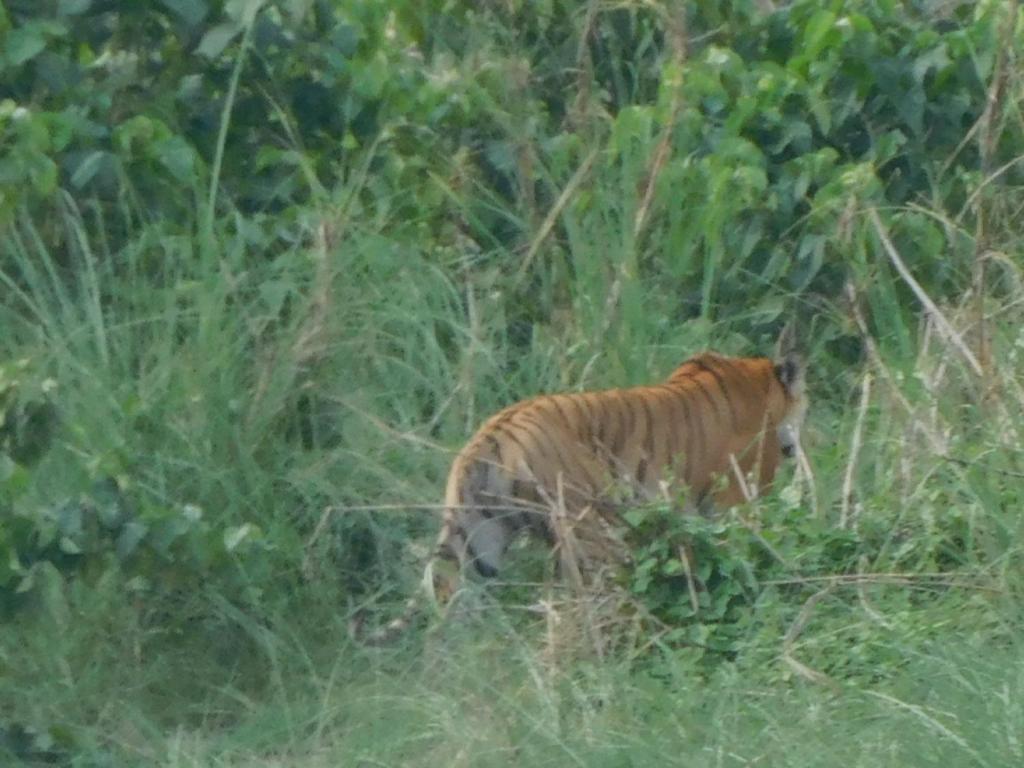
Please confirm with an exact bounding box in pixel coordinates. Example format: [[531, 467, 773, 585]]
[[117, 522, 148, 559], [330, 23, 360, 57], [115, 115, 156, 155], [57, 0, 93, 15], [623, 508, 647, 528], [159, 0, 209, 27], [58, 535, 82, 555], [224, 523, 255, 552], [803, 10, 838, 60], [36, 562, 70, 627], [70, 150, 107, 188], [150, 514, 195, 556], [56, 501, 83, 540], [4, 27, 48, 67], [196, 22, 241, 59], [873, 129, 907, 164], [90, 477, 126, 529], [912, 44, 951, 83], [354, 50, 389, 99], [609, 105, 654, 157], [225, 0, 264, 25], [154, 135, 196, 182]]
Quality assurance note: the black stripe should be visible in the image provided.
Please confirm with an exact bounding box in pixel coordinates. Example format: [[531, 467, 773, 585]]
[[673, 388, 693, 466], [623, 397, 638, 448], [641, 396, 656, 457], [692, 360, 739, 430], [608, 396, 626, 458], [485, 433, 505, 467], [492, 422, 530, 456], [562, 395, 581, 441], [548, 397, 573, 429], [659, 387, 685, 461], [689, 376, 729, 428], [512, 414, 577, 482], [676, 386, 705, 486], [575, 394, 595, 442]]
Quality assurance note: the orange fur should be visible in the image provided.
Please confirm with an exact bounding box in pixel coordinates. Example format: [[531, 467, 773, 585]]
[[351, 350, 807, 644], [438, 352, 807, 578]]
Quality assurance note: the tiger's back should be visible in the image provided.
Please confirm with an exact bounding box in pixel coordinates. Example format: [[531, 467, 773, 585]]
[[439, 352, 807, 579]]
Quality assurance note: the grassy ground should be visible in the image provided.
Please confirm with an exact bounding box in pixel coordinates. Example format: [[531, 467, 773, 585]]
[[4, 586, 1022, 766]]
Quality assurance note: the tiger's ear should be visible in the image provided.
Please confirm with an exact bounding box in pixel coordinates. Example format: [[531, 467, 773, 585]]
[[773, 322, 804, 395], [774, 320, 799, 359]]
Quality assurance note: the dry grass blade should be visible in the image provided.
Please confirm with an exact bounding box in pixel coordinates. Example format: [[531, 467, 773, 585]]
[[864, 691, 979, 758], [868, 208, 984, 377], [632, 131, 677, 238], [781, 586, 839, 691], [857, 556, 894, 629], [840, 371, 872, 531], [844, 280, 949, 455], [333, 397, 450, 453], [677, 544, 701, 616], [549, 473, 586, 595], [791, 438, 820, 520], [762, 572, 1000, 593], [514, 147, 600, 286]]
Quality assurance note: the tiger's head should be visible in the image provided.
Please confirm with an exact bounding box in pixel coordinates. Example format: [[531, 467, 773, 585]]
[[772, 351, 807, 459]]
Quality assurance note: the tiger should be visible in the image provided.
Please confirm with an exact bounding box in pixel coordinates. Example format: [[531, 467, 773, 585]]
[[353, 346, 807, 644]]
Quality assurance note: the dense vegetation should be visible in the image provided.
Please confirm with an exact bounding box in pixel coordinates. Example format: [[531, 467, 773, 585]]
[[1, 0, 1022, 764]]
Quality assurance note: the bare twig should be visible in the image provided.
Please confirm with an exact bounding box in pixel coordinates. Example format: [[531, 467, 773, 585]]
[[301, 504, 334, 580], [868, 208, 984, 377], [332, 397, 450, 453], [550, 473, 586, 595], [677, 544, 701, 615], [977, 0, 1017, 171], [864, 691, 980, 758], [971, 0, 1018, 390], [720, 448, 792, 566], [840, 372, 872, 531], [462, 261, 480, 434], [728, 453, 755, 503], [322, 501, 548, 516], [956, 156, 1024, 224], [844, 281, 948, 455], [781, 586, 839, 690], [763, 572, 999, 593], [856, 556, 894, 629], [633, 7, 687, 241], [514, 147, 600, 286], [567, 0, 601, 129], [795, 441, 820, 520]]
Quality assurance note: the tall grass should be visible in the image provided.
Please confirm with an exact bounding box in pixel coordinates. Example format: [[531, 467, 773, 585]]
[[2, 1, 1023, 765], [2, 177, 1022, 766]]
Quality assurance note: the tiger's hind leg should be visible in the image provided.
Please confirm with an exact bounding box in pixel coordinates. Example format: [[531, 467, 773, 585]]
[[447, 458, 538, 579]]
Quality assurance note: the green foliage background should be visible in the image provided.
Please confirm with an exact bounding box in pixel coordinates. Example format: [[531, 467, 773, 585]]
[[1, 0, 1022, 764]]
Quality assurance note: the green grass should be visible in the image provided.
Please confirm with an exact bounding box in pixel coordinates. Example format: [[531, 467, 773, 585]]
[[3, 160, 1024, 768], [4, 582, 1022, 766], [3, 2, 1024, 765], [3, 210, 1023, 765]]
